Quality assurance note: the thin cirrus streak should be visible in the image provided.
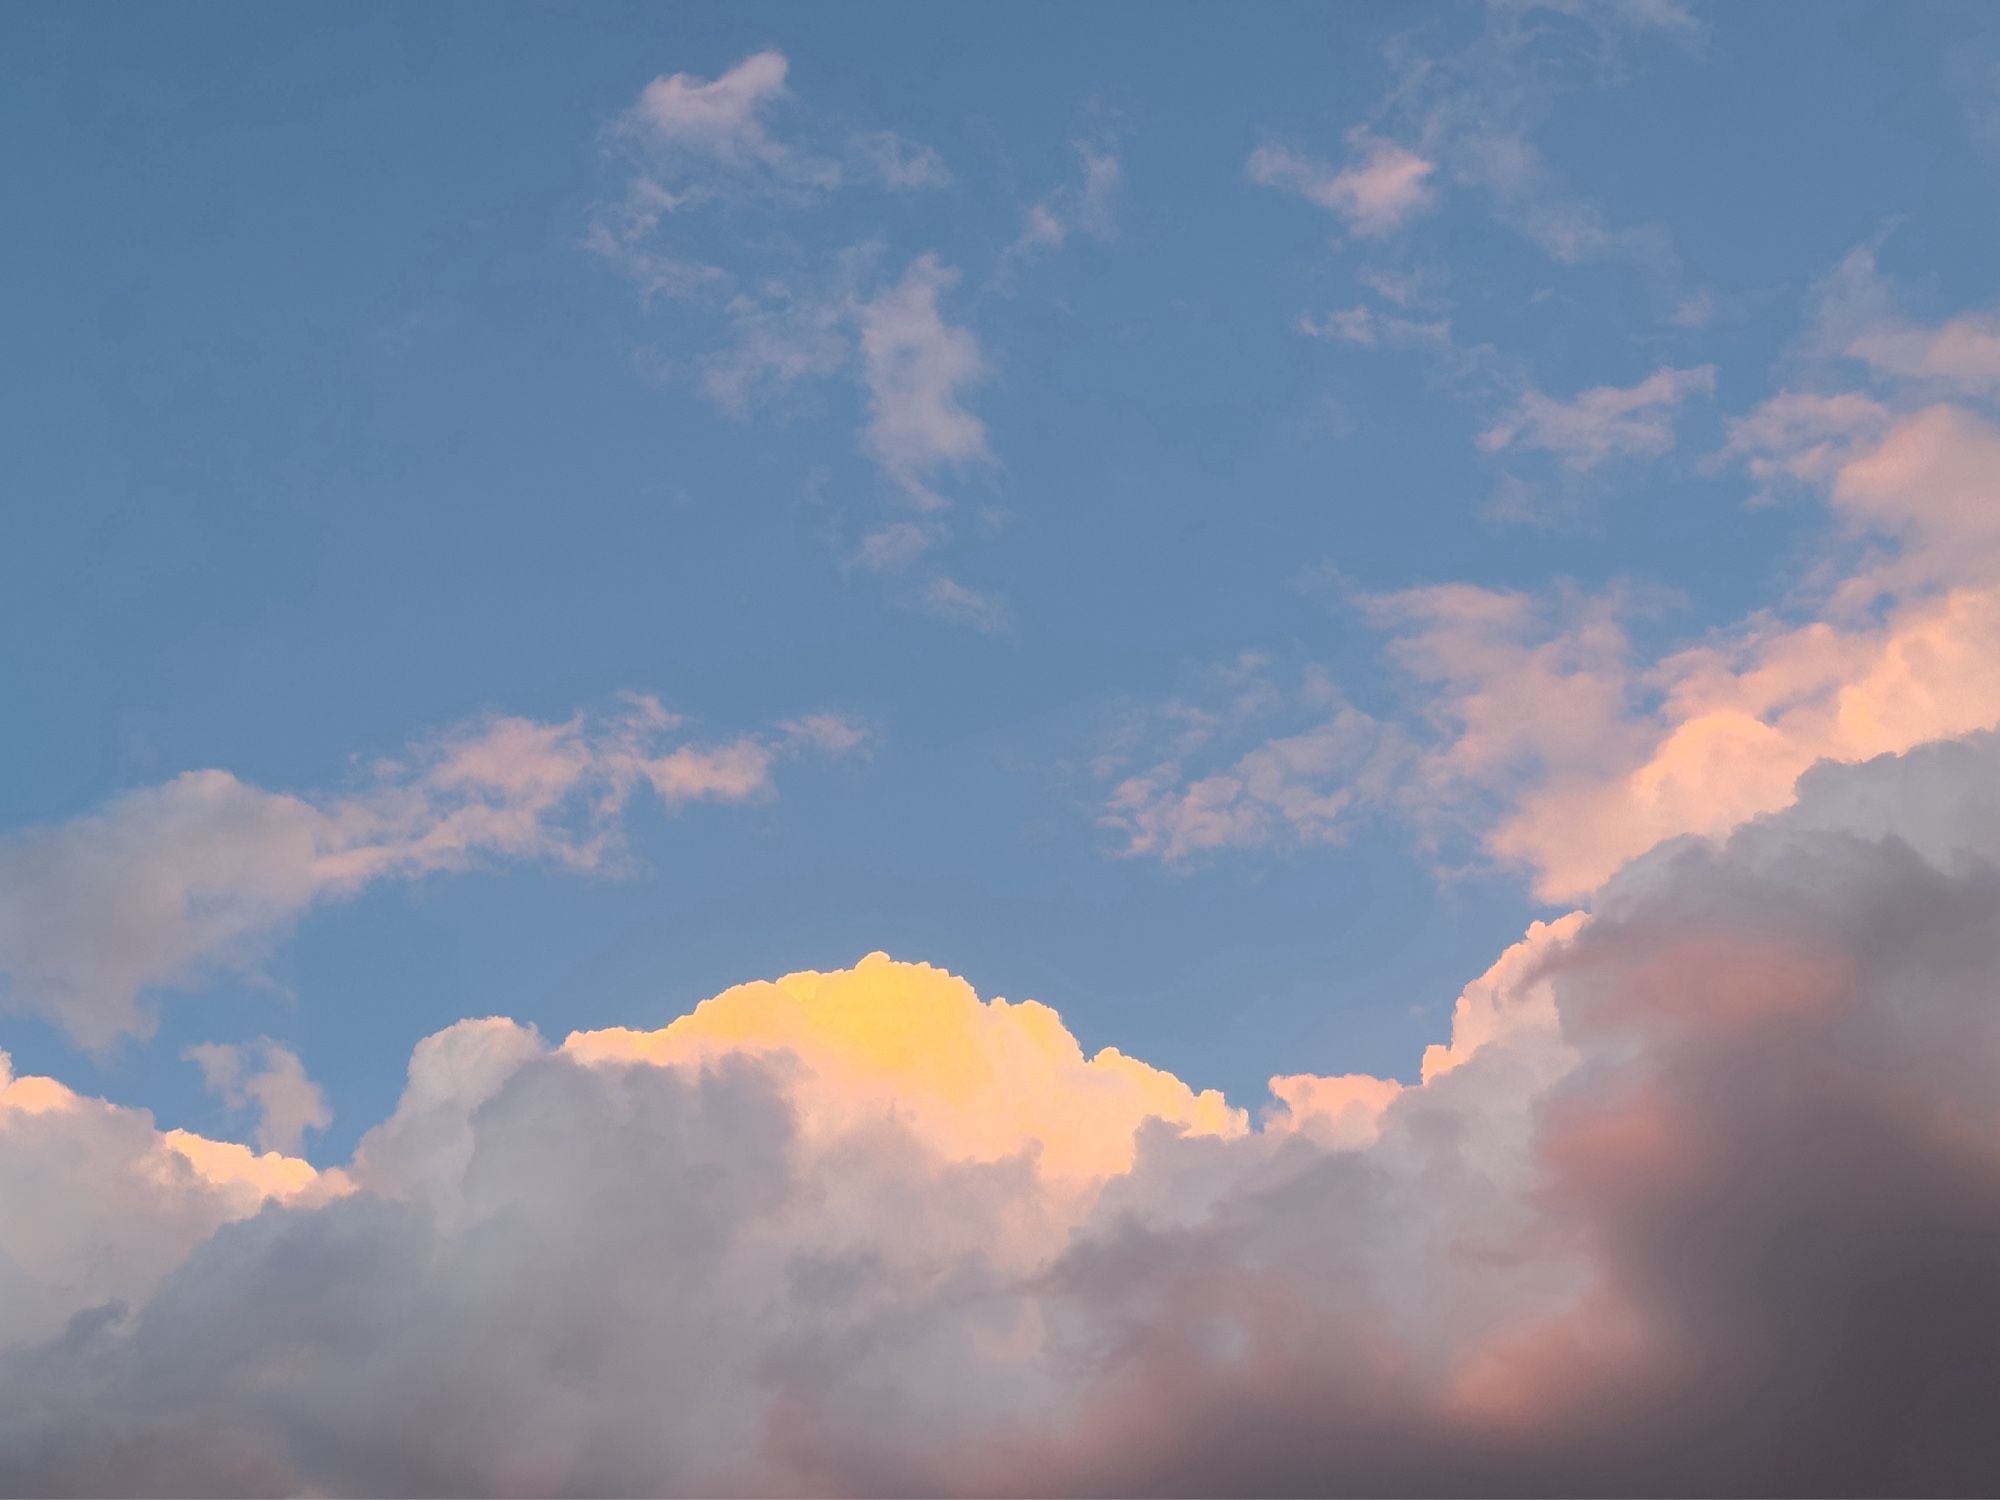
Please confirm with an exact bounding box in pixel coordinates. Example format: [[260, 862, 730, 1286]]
[[4, 730, 2000, 1492]]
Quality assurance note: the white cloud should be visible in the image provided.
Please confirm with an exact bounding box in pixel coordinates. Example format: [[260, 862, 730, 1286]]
[[608, 49, 951, 211], [1478, 364, 1716, 470], [1851, 314, 2000, 390], [1010, 142, 1122, 258], [1097, 659, 1407, 861], [631, 51, 795, 162], [921, 575, 1014, 637], [183, 1040, 331, 1156], [0, 696, 865, 1046], [1247, 130, 1437, 237], [1298, 304, 1451, 349], [854, 255, 990, 508], [1260, 3, 1701, 298], [845, 130, 953, 191], [0, 1047, 339, 1354], [695, 289, 850, 417], [9, 733, 2000, 1490], [850, 520, 940, 573]]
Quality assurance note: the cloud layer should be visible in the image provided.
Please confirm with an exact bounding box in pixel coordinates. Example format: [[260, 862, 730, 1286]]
[[5, 727, 2000, 1493]]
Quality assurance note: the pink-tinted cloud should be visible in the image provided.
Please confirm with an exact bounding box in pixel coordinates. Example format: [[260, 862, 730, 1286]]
[[10, 733, 2000, 1492], [0, 696, 866, 1045], [1247, 131, 1438, 237], [1479, 365, 1716, 471]]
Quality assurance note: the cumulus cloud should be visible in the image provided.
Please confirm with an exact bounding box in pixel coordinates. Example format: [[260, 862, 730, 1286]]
[[0, 1048, 339, 1355], [1477, 385, 2000, 900], [1247, 131, 1437, 237], [183, 1040, 331, 1156], [7, 732, 2000, 1492], [0, 696, 866, 1046]]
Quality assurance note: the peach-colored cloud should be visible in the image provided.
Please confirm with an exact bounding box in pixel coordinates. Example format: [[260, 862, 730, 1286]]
[[565, 952, 1246, 1183], [1362, 379, 2000, 901], [1420, 911, 1588, 1083], [1, 1047, 340, 1355], [1263, 1072, 1403, 1147]]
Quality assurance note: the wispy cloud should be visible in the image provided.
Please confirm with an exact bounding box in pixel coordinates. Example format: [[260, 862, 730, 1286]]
[[854, 254, 991, 508], [1247, 130, 1437, 237], [1010, 140, 1122, 258], [0, 697, 868, 1047], [613, 49, 949, 205], [1110, 255, 2000, 901], [1478, 364, 1716, 471], [1095, 656, 1407, 861], [584, 57, 1006, 629], [920, 575, 1014, 637]]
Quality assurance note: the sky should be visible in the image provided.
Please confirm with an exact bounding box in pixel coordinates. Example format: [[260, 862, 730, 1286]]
[[5, 2, 2000, 1494]]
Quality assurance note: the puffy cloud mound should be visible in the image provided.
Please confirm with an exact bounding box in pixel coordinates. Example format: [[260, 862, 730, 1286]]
[[0, 1051, 341, 1358], [7, 734, 2000, 1493]]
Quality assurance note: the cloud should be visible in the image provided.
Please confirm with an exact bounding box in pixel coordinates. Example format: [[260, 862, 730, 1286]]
[[1253, 3, 1700, 310], [849, 519, 940, 573], [1298, 304, 1451, 349], [1010, 141, 1122, 258], [1247, 130, 1437, 237], [853, 254, 989, 508], [582, 51, 947, 304], [8, 732, 2000, 1491], [183, 1040, 331, 1156], [920, 575, 1014, 637], [1478, 364, 1716, 470], [1850, 314, 2000, 394], [843, 130, 953, 190], [0, 696, 865, 1046], [615, 51, 949, 203], [564, 951, 1243, 1185], [1097, 658, 1408, 862], [583, 62, 998, 630], [630, 50, 801, 168], [1192, 257, 2000, 900], [0, 1047, 339, 1356], [696, 289, 852, 418]]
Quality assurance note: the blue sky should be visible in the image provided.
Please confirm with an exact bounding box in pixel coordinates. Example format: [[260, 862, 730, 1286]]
[[5, 0, 2000, 1162]]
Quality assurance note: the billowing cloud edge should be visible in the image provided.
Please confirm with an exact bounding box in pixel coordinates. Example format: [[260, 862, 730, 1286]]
[[8, 726, 2000, 1493]]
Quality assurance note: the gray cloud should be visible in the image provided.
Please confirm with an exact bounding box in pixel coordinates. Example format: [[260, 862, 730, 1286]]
[[6, 734, 2000, 1494]]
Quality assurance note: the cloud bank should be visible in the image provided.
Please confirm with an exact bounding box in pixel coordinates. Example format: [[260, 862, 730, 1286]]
[[5, 725, 2000, 1493]]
